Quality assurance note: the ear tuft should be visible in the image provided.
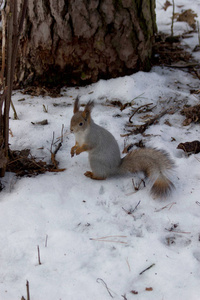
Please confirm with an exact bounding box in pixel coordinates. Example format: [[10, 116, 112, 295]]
[[73, 97, 80, 114], [82, 100, 94, 120], [85, 100, 94, 114]]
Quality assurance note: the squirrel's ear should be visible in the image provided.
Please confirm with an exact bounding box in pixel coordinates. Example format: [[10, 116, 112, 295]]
[[83, 100, 94, 120], [73, 97, 80, 114]]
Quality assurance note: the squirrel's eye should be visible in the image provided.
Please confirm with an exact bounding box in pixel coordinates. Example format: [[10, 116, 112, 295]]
[[79, 122, 83, 126]]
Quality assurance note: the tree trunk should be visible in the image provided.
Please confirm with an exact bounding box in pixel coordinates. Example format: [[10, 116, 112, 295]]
[[16, 0, 156, 87], [0, 0, 27, 178]]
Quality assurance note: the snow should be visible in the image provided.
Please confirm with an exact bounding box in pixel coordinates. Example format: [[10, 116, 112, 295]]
[[1, 1, 200, 299]]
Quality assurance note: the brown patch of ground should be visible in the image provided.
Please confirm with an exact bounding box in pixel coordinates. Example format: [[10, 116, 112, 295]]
[[181, 104, 200, 125], [6, 149, 65, 177]]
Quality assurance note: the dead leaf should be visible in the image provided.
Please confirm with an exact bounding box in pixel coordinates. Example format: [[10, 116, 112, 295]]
[[31, 119, 48, 125], [176, 9, 197, 29], [130, 290, 138, 295], [145, 287, 153, 291], [181, 104, 200, 125], [163, 0, 172, 11], [177, 141, 200, 154]]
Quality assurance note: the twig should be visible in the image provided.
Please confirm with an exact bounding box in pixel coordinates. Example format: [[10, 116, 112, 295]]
[[50, 130, 63, 169], [90, 239, 127, 244], [132, 200, 141, 212], [168, 62, 199, 68], [122, 201, 141, 215], [126, 257, 131, 272], [45, 234, 48, 247], [171, 0, 175, 37], [155, 202, 176, 212], [43, 104, 48, 113], [121, 109, 169, 137], [50, 132, 55, 153], [96, 278, 114, 298], [26, 280, 30, 300], [129, 103, 153, 123], [48, 168, 66, 173], [132, 178, 145, 191], [120, 93, 146, 111], [139, 263, 155, 275], [61, 124, 64, 143], [107, 93, 146, 111], [56, 130, 70, 141], [165, 228, 191, 234], [37, 245, 42, 265], [53, 142, 62, 156], [92, 235, 127, 239], [90, 235, 127, 244]]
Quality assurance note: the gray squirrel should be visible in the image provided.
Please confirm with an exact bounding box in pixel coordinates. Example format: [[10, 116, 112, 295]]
[[70, 98, 175, 198]]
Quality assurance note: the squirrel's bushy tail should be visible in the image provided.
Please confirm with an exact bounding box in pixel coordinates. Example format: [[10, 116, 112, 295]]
[[120, 148, 175, 198], [150, 173, 174, 198]]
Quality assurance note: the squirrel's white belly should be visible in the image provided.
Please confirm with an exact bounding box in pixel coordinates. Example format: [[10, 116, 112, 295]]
[[75, 129, 89, 146]]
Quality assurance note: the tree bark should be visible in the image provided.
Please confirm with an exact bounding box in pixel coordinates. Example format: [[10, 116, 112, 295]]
[[0, 0, 27, 177], [16, 0, 156, 87]]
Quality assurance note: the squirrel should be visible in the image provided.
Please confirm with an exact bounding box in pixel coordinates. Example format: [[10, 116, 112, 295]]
[[70, 98, 175, 198]]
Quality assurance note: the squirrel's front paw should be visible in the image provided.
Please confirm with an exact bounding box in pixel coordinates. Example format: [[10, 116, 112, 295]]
[[84, 171, 106, 180], [84, 171, 93, 178], [70, 146, 76, 157], [75, 147, 82, 155]]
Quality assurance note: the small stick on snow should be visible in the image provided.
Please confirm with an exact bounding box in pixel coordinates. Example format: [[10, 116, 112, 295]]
[[132, 200, 141, 212], [50, 127, 65, 170], [96, 278, 114, 298], [93, 235, 127, 239], [90, 235, 127, 244], [90, 238, 127, 244], [61, 124, 64, 143], [45, 234, 48, 247], [126, 257, 131, 272], [129, 103, 153, 123], [122, 201, 141, 215], [26, 280, 30, 300], [133, 178, 145, 191], [155, 202, 176, 212], [139, 263, 155, 275], [165, 228, 191, 234], [37, 245, 42, 265], [121, 109, 169, 137]]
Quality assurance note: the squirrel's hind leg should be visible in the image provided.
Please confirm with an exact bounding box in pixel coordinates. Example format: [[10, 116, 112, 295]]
[[84, 171, 106, 180]]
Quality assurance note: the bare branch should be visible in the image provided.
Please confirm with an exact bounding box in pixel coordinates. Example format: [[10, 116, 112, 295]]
[[96, 278, 114, 298]]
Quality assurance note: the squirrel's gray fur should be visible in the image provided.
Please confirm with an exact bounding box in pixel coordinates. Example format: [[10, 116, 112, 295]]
[[70, 98, 175, 198]]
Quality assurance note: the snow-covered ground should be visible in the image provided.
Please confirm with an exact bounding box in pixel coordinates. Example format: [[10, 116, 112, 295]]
[[1, 1, 200, 299]]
